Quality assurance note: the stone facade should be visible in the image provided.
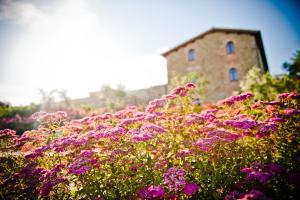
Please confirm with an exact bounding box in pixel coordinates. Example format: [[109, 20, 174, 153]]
[[162, 28, 268, 102]]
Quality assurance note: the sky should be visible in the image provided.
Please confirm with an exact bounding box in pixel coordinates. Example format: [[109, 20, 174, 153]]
[[0, 0, 299, 105]]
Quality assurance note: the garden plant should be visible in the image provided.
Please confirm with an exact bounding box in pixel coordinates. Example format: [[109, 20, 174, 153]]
[[0, 83, 299, 199]]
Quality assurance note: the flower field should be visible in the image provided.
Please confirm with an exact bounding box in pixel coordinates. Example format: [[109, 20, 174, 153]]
[[0, 84, 299, 200]]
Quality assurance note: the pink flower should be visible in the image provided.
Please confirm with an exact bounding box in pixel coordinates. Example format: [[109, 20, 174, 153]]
[[218, 92, 253, 105], [170, 87, 188, 97], [184, 82, 196, 90], [0, 129, 16, 139], [142, 124, 167, 134], [277, 92, 300, 100], [137, 185, 165, 199], [176, 149, 191, 158], [69, 166, 89, 175], [131, 131, 154, 142], [146, 98, 166, 113], [283, 108, 300, 116], [163, 167, 187, 191], [238, 189, 270, 200], [183, 183, 200, 196], [224, 119, 257, 129]]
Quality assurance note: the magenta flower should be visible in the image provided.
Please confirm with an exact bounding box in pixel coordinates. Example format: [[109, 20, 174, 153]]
[[170, 87, 188, 96], [224, 190, 244, 200], [218, 92, 253, 105], [0, 129, 16, 139], [137, 185, 165, 199], [184, 82, 196, 90], [183, 183, 199, 196], [146, 98, 166, 113], [277, 92, 300, 100], [176, 149, 191, 158], [148, 185, 165, 199], [239, 189, 270, 200], [69, 166, 89, 175], [131, 131, 154, 142], [142, 124, 167, 134], [283, 108, 300, 116], [224, 119, 257, 129], [164, 167, 187, 191]]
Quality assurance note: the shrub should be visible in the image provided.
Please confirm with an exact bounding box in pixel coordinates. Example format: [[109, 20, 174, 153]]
[[0, 84, 299, 199]]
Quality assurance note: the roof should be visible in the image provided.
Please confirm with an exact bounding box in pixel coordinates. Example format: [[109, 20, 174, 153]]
[[161, 27, 268, 71]]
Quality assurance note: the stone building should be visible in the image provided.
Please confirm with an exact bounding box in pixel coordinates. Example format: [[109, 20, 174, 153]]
[[162, 27, 268, 102]]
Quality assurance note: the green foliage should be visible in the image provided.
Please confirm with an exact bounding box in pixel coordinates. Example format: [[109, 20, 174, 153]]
[[283, 50, 300, 79], [0, 103, 39, 118], [96, 84, 127, 112], [0, 103, 39, 135], [170, 72, 208, 103], [240, 65, 300, 100]]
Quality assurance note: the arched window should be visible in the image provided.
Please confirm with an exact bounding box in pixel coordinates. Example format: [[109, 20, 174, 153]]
[[229, 68, 238, 81], [226, 41, 234, 54], [188, 49, 195, 61]]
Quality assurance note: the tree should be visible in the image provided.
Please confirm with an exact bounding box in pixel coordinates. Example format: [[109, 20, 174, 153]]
[[240, 65, 299, 101], [282, 50, 300, 79], [97, 84, 127, 111]]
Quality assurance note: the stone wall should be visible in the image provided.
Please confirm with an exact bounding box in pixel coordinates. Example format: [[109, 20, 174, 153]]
[[70, 85, 167, 109], [126, 85, 167, 105]]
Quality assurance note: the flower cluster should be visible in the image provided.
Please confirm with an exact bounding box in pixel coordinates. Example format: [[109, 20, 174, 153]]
[[31, 111, 67, 122], [163, 167, 187, 191], [137, 185, 165, 200], [0, 87, 299, 199]]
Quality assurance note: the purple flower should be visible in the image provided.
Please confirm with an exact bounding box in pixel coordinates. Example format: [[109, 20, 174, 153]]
[[218, 92, 253, 105], [148, 185, 165, 199], [267, 117, 285, 123], [176, 149, 191, 158], [183, 183, 199, 196], [25, 144, 51, 160], [94, 197, 104, 200], [264, 100, 281, 105], [39, 182, 53, 197], [0, 129, 16, 139], [146, 98, 166, 113], [241, 163, 284, 185], [131, 131, 154, 142], [80, 150, 94, 157], [137, 185, 165, 200], [184, 82, 196, 90], [256, 123, 278, 138], [164, 167, 186, 191], [185, 113, 203, 125], [266, 163, 285, 174], [142, 124, 167, 134], [69, 166, 89, 175], [224, 190, 244, 200], [170, 87, 188, 97], [224, 119, 257, 129], [276, 92, 290, 99], [283, 108, 300, 116], [207, 129, 241, 142], [195, 137, 221, 152], [277, 92, 300, 100], [239, 189, 270, 200]]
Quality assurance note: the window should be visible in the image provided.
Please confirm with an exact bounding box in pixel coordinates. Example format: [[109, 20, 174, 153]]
[[188, 49, 195, 61], [226, 41, 234, 54], [229, 68, 238, 81]]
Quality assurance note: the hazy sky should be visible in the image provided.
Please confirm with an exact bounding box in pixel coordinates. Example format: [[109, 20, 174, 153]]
[[0, 0, 299, 105]]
